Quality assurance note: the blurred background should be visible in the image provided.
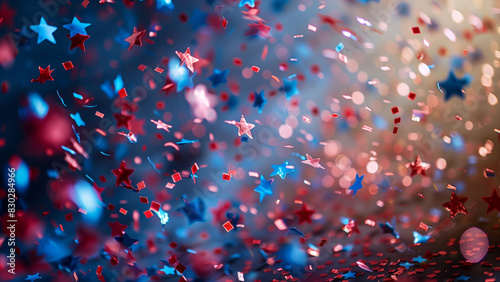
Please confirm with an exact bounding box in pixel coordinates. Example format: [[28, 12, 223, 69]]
[[1, 0, 500, 281]]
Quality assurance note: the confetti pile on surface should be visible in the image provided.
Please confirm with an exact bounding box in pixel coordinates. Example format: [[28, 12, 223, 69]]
[[1, 0, 500, 281]]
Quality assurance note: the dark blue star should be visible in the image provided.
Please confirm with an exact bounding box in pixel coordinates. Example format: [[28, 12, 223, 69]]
[[280, 79, 299, 99], [115, 233, 138, 248], [253, 90, 267, 114], [57, 255, 80, 272], [207, 68, 228, 88], [226, 212, 240, 231], [63, 17, 91, 37], [254, 175, 273, 202], [25, 273, 41, 282], [271, 161, 294, 179], [379, 219, 399, 238], [349, 173, 364, 197], [12, 26, 32, 47], [437, 71, 469, 101], [177, 197, 206, 224]]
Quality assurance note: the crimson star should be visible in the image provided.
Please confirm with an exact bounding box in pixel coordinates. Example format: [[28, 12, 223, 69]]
[[482, 189, 500, 214], [31, 65, 54, 84], [92, 182, 105, 201], [225, 115, 255, 139], [295, 204, 315, 224], [108, 220, 128, 237], [406, 155, 430, 177], [67, 33, 89, 51], [302, 154, 324, 169], [112, 161, 134, 187], [125, 27, 146, 51], [343, 220, 360, 236], [210, 200, 231, 224], [246, 21, 271, 38], [442, 192, 468, 219], [113, 113, 133, 130], [0, 2, 16, 28], [175, 47, 199, 73]]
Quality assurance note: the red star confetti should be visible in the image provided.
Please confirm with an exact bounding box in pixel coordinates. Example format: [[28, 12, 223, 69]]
[[442, 192, 468, 219], [125, 27, 146, 51], [31, 65, 54, 84], [175, 47, 199, 73]]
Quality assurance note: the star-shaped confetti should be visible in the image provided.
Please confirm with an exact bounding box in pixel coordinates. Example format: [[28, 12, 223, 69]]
[[112, 161, 134, 187], [348, 173, 364, 197], [25, 273, 41, 282], [125, 27, 146, 51], [63, 17, 91, 37], [30, 17, 57, 44], [400, 262, 414, 269], [482, 189, 500, 213], [207, 68, 228, 88], [343, 220, 360, 235], [437, 71, 469, 101], [151, 119, 172, 132], [342, 271, 356, 279], [225, 115, 255, 139], [239, 0, 255, 7], [67, 33, 89, 51], [246, 21, 271, 38], [175, 47, 199, 73], [412, 256, 427, 263], [413, 231, 431, 244], [31, 65, 54, 84], [113, 113, 133, 129], [302, 154, 324, 169], [295, 204, 315, 224], [280, 79, 299, 99], [70, 112, 86, 127], [159, 265, 176, 275], [115, 233, 138, 248], [442, 192, 468, 218], [177, 197, 206, 224], [406, 155, 430, 177], [379, 221, 399, 238], [176, 70, 196, 91], [0, 2, 16, 28], [254, 175, 273, 202], [156, 0, 174, 9], [457, 275, 471, 281], [253, 90, 267, 114], [108, 220, 128, 237], [271, 161, 294, 179]]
